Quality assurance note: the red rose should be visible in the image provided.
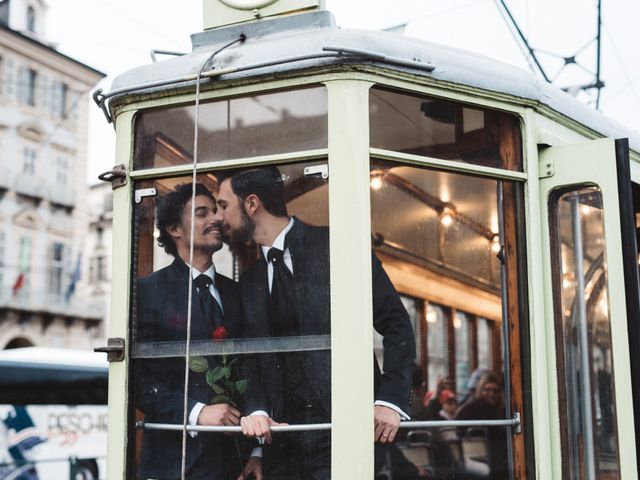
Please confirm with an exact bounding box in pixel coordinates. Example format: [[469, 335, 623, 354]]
[[212, 326, 228, 341]]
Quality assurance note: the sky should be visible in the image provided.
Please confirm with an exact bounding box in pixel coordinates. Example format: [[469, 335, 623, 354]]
[[43, 0, 640, 183]]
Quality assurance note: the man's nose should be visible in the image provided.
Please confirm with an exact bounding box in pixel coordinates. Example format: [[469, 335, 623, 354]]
[[212, 207, 223, 222]]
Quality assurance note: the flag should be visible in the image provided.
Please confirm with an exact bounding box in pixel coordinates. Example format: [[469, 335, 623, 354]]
[[65, 254, 82, 303], [12, 273, 25, 297]]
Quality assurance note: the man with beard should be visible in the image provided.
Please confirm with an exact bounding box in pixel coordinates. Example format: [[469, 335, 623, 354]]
[[215, 167, 416, 480], [135, 183, 244, 480]]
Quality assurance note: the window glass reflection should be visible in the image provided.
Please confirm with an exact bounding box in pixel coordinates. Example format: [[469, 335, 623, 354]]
[[552, 187, 621, 479], [129, 162, 334, 479], [133, 87, 328, 170], [370, 88, 522, 171], [371, 159, 516, 479]]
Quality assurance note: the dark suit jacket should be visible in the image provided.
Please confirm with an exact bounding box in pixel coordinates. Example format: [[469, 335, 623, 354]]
[[135, 257, 243, 479], [241, 219, 416, 421]]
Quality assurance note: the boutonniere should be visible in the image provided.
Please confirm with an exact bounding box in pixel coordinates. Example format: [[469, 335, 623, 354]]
[[189, 326, 248, 406]]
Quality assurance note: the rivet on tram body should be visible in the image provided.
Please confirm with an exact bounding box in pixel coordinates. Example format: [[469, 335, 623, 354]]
[[252, 8, 260, 17]]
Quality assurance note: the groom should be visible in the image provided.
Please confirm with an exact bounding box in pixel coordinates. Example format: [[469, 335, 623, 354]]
[[135, 183, 244, 479], [215, 167, 416, 479]]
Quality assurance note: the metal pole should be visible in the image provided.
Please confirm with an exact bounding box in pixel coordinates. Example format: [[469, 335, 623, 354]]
[[138, 415, 521, 433], [595, 0, 603, 109], [570, 194, 596, 480]]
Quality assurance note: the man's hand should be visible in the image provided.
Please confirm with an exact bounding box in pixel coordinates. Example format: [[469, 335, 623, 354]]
[[374, 405, 401, 443], [240, 415, 287, 444], [197, 403, 241, 426], [237, 456, 262, 480]]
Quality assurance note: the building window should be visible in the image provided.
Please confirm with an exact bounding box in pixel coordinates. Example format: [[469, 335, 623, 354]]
[[26, 6, 36, 33], [26, 68, 36, 106], [0, 231, 4, 293], [60, 83, 68, 118], [23, 148, 36, 175], [49, 242, 65, 296], [56, 156, 68, 185], [90, 255, 107, 283]]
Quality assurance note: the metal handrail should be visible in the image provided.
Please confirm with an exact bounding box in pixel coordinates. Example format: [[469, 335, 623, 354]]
[[137, 412, 521, 433]]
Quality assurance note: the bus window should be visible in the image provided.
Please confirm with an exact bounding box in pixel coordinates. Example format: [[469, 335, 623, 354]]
[[550, 186, 621, 479], [129, 162, 333, 479], [0, 347, 108, 480]]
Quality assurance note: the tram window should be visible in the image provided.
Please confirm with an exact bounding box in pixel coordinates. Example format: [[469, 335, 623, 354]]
[[132, 86, 327, 170], [477, 317, 493, 370], [550, 186, 621, 479], [375, 295, 422, 369], [128, 162, 334, 479], [426, 303, 448, 392], [454, 311, 472, 395], [370, 87, 522, 171], [370, 159, 524, 479]]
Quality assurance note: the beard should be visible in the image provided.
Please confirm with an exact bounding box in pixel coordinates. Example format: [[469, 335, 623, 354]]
[[226, 204, 255, 248]]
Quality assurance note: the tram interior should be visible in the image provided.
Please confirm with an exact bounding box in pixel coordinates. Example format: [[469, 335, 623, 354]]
[[130, 87, 526, 479]]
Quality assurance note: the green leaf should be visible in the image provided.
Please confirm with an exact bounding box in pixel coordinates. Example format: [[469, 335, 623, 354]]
[[225, 380, 236, 395], [189, 356, 209, 373], [227, 357, 238, 367], [211, 394, 231, 404], [206, 366, 225, 386], [211, 384, 225, 395], [235, 379, 248, 394], [222, 367, 231, 379]]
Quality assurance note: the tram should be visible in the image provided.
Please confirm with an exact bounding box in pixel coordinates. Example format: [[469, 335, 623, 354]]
[[93, 1, 640, 479]]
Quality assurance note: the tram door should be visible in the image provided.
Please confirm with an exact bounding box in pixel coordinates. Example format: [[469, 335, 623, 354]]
[[368, 87, 527, 479], [539, 138, 639, 479]]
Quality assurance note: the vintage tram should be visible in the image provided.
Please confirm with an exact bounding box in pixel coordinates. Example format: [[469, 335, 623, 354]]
[[94, 1, 640, 478]]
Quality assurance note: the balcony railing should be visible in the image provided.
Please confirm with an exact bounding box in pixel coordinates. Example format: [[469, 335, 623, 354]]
[[49, 183, 75, 207], [0, 287, 104, 320], [14, 174, 46, 199]]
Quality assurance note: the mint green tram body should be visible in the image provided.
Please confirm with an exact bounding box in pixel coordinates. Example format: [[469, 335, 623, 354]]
[[97, 2, 640, 479]]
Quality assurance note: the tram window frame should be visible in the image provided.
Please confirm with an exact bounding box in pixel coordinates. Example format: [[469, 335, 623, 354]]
[[126, 162, 338, 479], [131, 85, 329, 171], [549, 185, 622, 480], [111, 77, 537, 478], [369, 86, 523, 172], [368, 158, 530, 479]]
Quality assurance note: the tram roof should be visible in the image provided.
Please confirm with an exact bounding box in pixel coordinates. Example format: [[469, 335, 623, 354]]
[[109, 10, 640, 153]]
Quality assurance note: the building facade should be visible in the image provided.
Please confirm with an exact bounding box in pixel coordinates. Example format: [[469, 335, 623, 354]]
[[0, 0, 105, 348]]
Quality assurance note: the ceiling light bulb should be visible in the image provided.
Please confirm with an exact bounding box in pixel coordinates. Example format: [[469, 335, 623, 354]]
[[439, 206, 455, 227], [491, 235, 501, 254]]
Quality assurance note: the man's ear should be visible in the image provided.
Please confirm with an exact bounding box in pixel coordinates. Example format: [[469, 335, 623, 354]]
[[244, 193, 260, 216], [166, 223, 181, 240]]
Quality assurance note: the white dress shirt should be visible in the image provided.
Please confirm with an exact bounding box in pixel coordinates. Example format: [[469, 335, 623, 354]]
[[187, 264, 224, 428], [253, 218, 410, 421]]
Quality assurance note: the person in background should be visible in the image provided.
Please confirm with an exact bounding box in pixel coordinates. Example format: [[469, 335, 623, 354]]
[[424, 375, 455, 419], [455, 372, 507, 480]]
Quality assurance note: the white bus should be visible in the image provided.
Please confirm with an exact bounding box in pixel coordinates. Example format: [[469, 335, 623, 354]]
[[0, 347, 108, 480]]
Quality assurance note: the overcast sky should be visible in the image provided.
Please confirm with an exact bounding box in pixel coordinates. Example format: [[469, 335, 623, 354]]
[[44, 0, 640, 183]]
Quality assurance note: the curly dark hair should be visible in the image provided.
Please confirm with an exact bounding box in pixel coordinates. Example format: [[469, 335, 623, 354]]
[[155, 183, 214, 257]]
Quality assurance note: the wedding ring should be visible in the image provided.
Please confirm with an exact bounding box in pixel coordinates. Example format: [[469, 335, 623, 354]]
[[382, 433, 389, 437]]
